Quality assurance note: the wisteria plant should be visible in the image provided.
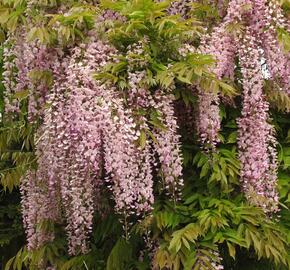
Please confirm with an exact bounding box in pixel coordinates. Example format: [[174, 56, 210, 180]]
[[0, 0, 289, 270]]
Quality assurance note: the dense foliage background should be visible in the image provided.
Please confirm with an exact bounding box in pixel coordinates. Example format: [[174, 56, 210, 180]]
[[0, 0, 289, 269]]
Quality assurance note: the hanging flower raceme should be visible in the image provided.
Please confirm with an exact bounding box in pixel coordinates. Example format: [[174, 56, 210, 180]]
[[195, 0, 289, 151], [2, 32, 58, 120], [21, 36, 180, 254], [20, 50, 69, 251], [152, 92, 184, 200], [192, 0, 287, 213], [45, 40, 120, 255], [194, 0, 254, 151], [26, 43, 58, 121], [237, 28, 279, 213], [126, 60, 183, 201], [168, 0, 192, 18], [20, 171, 56, 251], [196, 26, 237, 150], [195, 91, 221, 149], [106, 71, 155, 216], [20, 125, 61, 250], [2, 37, 19, 114], [6, 33, 63, 251], [251, 0, 290, 93], [20, 40, 115, 254], [124, 39, 184, 204]]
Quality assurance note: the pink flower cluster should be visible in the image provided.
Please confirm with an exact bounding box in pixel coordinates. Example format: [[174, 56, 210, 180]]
[[2, 37, 19, 113], [195, 91, 221, 150], [7, 0, 288, 257], [237, 28, 279, 213], [152, 92, 184, 200], [2, 33, 58, 120], [20, 169, 57, 250], [193, 0, 288, 212], [18, 36, 183, 254], [251, 0, 290, 93], [195, 35, 234, 150], [168, 0, 192, 18]]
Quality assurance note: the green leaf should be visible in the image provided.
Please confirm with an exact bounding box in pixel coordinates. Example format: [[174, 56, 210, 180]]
[[106, 238, 133, 270], [13, 89, 29, 100], [0, 8, 10, 24], [169, 224, 201, 254], [200, 162, 210, 178], [177, 75, 192, 84], [139, 129, 146, 149], [227, 131, 237, 144], [277, 27, 290, 52], [218, 81, 237, 96], [227, 242, 236, 259]]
